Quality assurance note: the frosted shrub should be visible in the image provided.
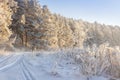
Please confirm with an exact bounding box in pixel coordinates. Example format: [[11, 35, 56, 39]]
[[62, 44, 120, 79], [79, 44, 110, 77], [83, 45, 120, 78]]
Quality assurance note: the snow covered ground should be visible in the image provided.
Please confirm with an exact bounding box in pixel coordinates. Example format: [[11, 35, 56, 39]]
[[0, 51, 109, 80]]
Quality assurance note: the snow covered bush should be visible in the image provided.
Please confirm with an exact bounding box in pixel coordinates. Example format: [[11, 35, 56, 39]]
[[80, 44, 120, 79], [79, 44, 111, 78], [58, 44, 120, 79]]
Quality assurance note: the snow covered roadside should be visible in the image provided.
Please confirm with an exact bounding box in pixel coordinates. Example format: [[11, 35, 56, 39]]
[[0, 51, 109, 80]]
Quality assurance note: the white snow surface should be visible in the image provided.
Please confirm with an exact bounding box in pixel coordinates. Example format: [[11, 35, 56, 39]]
[[0, 51, 109, 80]]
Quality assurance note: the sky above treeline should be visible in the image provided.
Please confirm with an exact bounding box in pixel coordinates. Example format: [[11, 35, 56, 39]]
[[39, 0, 120, 26]]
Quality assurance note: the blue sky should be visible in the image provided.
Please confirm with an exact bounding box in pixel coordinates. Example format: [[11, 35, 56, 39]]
[[39, 0, 120, 26]]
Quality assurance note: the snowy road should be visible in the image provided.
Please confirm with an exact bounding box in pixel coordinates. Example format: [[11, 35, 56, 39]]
[[0, 52, 108, 80]]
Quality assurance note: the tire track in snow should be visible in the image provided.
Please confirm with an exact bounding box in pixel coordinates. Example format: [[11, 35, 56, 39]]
[[0, 55, 14, 63], [0, 55, 23, 71], [20, 55, 36, 80], [0, 54, 36, 80]]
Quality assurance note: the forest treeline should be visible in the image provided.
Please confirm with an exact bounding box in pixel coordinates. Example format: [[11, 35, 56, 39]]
[[0, 0, 120, 51]]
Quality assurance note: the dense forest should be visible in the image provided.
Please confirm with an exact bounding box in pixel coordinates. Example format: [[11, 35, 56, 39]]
[[0, 0, 120, 51]]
